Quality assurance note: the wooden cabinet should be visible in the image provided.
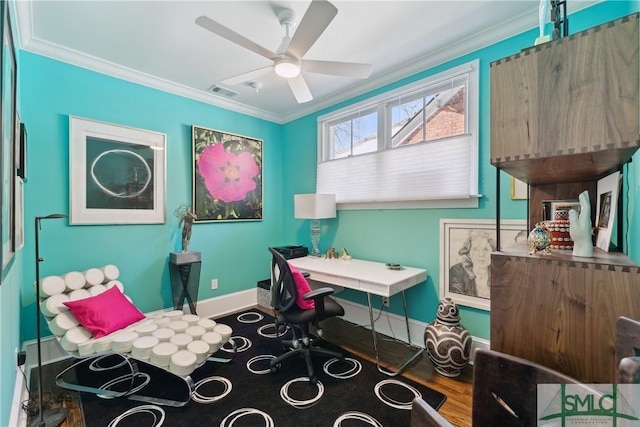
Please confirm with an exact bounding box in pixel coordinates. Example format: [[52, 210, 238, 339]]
[[490, 12, 640, 383], [491, 247, 640, 383], [490, 12, 639, 185]]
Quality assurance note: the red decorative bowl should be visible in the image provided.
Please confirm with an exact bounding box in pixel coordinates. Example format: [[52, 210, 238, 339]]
[[543, 220, 573, 250]]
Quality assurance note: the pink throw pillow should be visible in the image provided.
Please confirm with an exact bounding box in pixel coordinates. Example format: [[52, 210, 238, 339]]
[[63, 286, 145, 338], [288, 264, 315, 310]]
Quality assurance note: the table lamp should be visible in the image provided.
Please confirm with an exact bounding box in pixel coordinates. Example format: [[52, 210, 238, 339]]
[[294, 194, 336, 257], [31, 214, 68, 427]]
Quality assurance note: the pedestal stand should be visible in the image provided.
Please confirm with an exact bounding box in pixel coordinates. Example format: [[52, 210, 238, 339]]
[[169, 251, 201, 315]]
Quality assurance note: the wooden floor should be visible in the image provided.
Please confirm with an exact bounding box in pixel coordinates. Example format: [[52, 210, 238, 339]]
[[28, 305, 473, 427], [316, 315, 473, 427]]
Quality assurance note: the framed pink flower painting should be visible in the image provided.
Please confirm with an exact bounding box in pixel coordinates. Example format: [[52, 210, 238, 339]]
[[192, 126, 263, 222]]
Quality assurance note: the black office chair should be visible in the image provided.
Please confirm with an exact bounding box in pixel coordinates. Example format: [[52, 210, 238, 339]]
[[268, 247, 345, 383]]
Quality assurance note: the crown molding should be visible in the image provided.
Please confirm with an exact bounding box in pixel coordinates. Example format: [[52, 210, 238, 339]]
[[278, 0, 600, 123], [13, 1, 600, 125]]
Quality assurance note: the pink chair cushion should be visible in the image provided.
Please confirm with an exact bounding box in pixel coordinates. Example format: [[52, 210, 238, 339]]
[[288, 263, 315, 310], [63, 286, 145, 338]]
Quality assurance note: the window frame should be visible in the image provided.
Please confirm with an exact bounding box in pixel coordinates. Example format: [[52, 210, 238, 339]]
[[317, 60, 480, 210]]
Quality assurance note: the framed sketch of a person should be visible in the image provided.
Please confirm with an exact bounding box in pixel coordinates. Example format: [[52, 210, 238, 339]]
[[440, 219, 527, 310]]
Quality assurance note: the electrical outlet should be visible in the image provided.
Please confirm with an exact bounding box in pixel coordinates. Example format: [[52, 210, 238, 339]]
[[211, 279, 218, 290], [16, 350, 26, 367], [382, 296, 390, 307]]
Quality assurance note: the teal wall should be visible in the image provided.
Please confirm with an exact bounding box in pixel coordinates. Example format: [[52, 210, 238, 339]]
[[1, 1, 638, 425], [18, 52, 285, 342], [282, 1, 640, 336]]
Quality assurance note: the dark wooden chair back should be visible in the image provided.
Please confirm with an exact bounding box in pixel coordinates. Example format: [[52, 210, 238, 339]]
[[616, 316, 640, 383], [471, 348, 580, 427]]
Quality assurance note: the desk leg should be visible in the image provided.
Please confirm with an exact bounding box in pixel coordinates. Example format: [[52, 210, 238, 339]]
[[367, 291, 424, 376]]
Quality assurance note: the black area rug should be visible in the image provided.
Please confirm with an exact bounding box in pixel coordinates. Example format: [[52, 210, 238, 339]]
[[72, 310, 446, 426]]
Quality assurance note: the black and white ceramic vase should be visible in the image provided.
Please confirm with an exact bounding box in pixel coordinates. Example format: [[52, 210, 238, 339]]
[[424, 297, 472, 377]]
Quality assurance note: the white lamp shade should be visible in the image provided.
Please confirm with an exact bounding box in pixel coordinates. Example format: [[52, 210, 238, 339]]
[[294, 194, 336, 219]]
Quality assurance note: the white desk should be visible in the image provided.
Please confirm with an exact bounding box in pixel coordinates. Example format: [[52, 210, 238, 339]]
[[288, 256, 427, 376]]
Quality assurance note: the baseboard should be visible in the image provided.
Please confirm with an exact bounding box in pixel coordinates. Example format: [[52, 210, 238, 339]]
[[10, 366, 28, 427], [192, 288, 257, 319]]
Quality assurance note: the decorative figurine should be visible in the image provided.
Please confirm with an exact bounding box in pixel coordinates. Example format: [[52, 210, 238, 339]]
[[341, 247, 352, 260], [174, 204, 198, 252], [534, 0, 551, 45], [528, 222, 552, 255], [569, 190, 594, 258], [425, 297, 472, 377]]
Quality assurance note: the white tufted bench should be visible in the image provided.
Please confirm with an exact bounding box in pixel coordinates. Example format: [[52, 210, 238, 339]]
[[38, 264, 235, 406]]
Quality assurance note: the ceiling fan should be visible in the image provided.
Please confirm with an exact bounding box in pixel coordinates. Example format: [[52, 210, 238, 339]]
[[196, 0, 373, 103]]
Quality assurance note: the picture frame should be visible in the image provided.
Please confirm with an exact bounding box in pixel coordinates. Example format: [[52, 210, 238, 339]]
[[595, 171, 621, 252], [510, 176, 528, 200], [14, 176, 23, 250], [17, 121, 25, 180], [439, 218, 527, 311], [1, 0, 17, 273], [69, 116, 167, 225], [192, 125, 263, 222], [550, 200, 581, 221], [542, 199, 580, 221]]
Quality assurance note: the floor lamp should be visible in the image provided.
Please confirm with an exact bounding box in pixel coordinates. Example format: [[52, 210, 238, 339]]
[[30, 214, 68, 427], [294, 194, 336, 257]]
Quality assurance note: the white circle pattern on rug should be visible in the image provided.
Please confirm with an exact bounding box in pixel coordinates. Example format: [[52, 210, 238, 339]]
[[333, 411, 383, 427], [256, 323, 289, 338], [237, 311, 264, 323], [246, 355, 277, 374], [280, 377, 324, 409], [323, 357, 362, 379], [107, 404, 165, 427], [192, 376, 232, 404], [373, 379, 422, 410], [219, 408, 274, 427]]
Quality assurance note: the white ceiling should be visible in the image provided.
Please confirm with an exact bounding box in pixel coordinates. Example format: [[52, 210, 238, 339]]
[[14, 0, 596, 124]]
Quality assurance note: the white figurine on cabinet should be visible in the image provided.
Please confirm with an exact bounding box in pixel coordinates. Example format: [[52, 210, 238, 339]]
[[569, 190, 593, 258]]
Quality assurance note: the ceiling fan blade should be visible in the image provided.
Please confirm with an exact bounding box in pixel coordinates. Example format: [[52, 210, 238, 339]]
[[286, 0, 338, 59], [196, 16, 279, 61], [287, 74, 313, 103], [221, 66, 273, 86], [302, 60, 373, 78]]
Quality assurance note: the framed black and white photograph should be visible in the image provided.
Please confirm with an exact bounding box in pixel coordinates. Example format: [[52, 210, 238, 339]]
[[69, 116, 167, 225], [1, 0, 17, 273], [595, 171, 621, 252], [439, 218, 527, 310]]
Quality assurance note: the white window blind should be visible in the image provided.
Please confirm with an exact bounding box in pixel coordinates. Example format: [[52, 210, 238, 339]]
[[316, 60, 479, 209], [317, 134, 472, 203]]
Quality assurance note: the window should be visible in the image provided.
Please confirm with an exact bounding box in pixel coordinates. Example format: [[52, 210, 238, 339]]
[[317, 60, 479, 209]]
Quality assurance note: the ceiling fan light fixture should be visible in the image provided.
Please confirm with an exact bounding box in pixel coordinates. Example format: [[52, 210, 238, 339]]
[[274, 58, 301, 78]]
